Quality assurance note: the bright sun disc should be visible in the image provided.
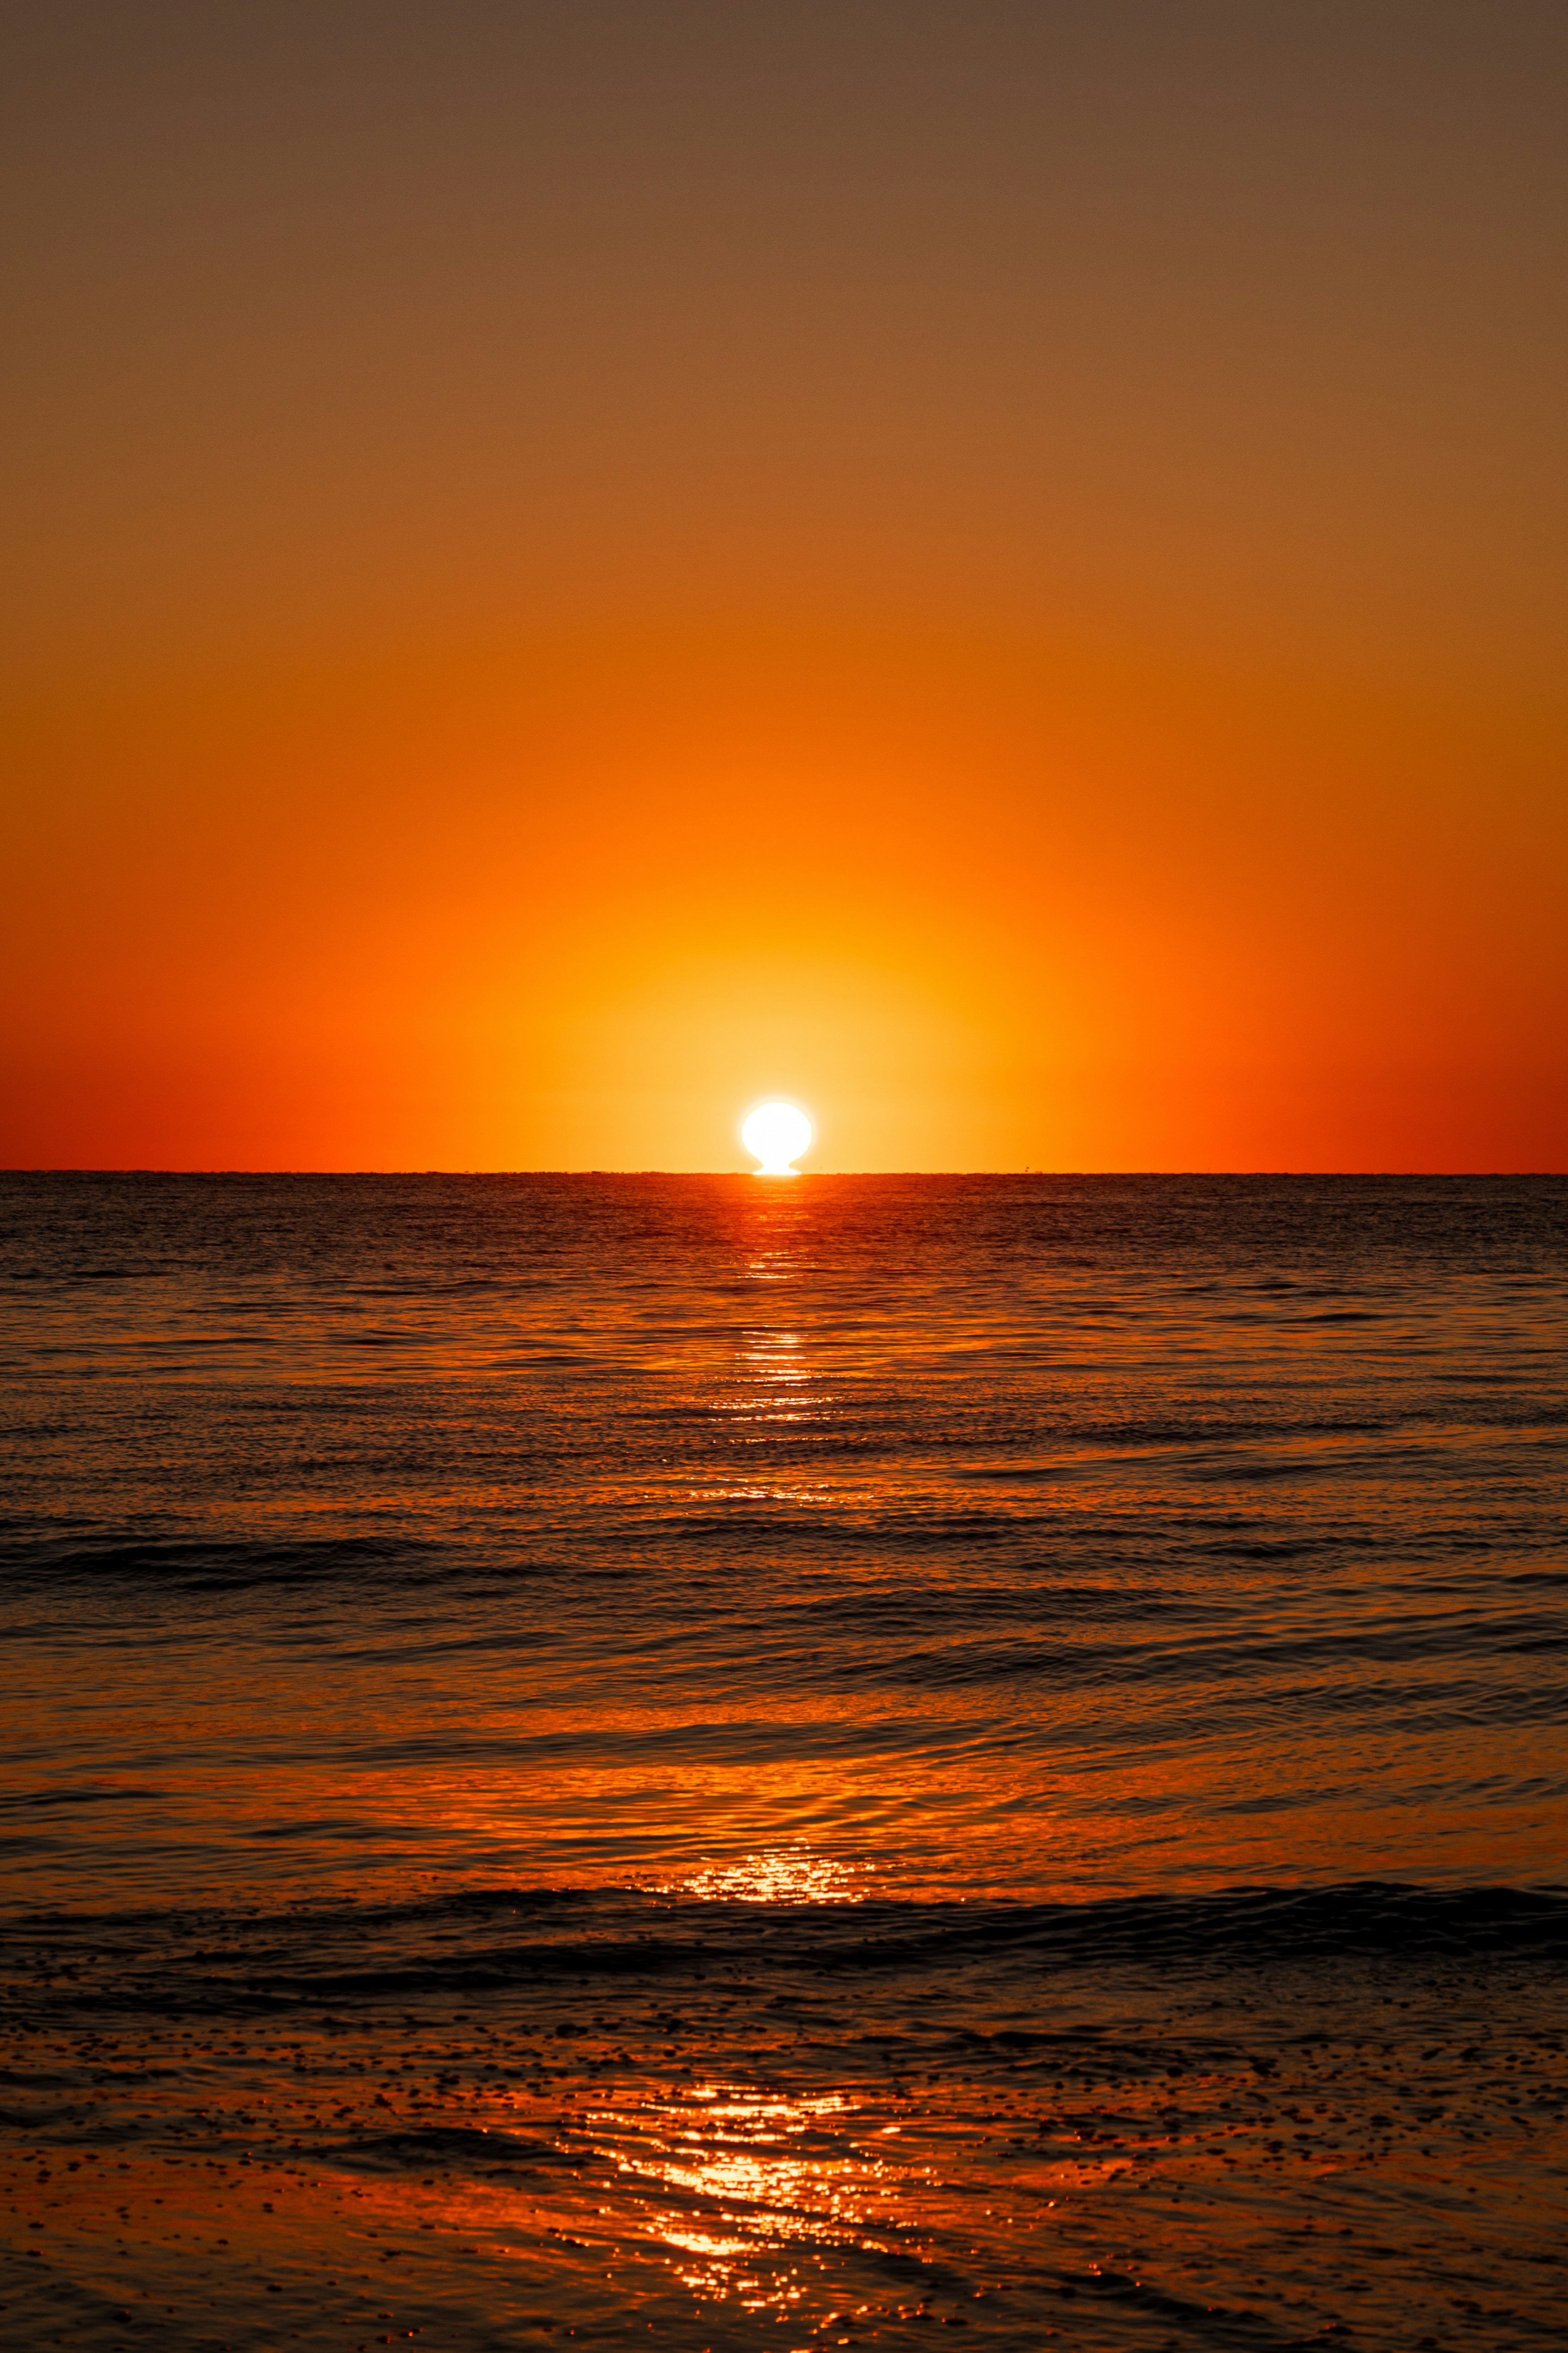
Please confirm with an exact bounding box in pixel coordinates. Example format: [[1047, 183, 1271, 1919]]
[[742, 1100, 813, 1176]]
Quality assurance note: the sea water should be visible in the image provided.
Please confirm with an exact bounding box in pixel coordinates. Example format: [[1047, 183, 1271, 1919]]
[[1, 1173, 1564, 2349]]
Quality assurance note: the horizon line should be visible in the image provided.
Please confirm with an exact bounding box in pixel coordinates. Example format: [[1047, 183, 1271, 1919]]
[[2, 1166, 1563, 1182]]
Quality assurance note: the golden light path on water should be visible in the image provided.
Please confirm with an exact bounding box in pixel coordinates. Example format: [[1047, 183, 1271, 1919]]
[[668, 1849, 871, 1904], [597, 1850, 923, 2329], [615, 2083, 898, 2317], [624, 1210, 969, 2323]]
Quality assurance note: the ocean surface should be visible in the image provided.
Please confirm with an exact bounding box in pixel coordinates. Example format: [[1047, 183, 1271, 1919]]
[[1, 1171, 1564, 2350]]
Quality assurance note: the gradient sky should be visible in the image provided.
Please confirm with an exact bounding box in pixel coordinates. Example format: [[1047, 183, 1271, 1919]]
[[4, 1, 1564, 1170]]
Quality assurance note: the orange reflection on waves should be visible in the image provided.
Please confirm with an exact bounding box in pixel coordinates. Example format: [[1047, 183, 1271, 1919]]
[[664, 1847, 871, 1903], [606, 2081, 914, 2317], [739, 1329, 812, 1386]]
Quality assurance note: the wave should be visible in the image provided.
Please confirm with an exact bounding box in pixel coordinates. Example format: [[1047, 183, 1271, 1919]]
[[7, 1882, 1564, 2024], [0, 1533, 443, 1585]]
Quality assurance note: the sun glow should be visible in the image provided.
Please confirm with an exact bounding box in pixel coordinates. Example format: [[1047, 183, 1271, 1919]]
[[741, 1100, 813, 1176]]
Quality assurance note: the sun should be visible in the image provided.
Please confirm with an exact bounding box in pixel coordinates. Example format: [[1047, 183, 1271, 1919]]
[[741, 1100, 813, 1177]]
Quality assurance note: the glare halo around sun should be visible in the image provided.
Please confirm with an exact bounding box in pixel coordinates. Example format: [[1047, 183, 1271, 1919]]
[[741, 1100, 813, 1177]]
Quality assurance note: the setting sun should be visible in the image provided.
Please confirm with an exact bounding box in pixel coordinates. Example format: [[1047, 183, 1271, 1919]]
[[741, 1100, 813, 1176]]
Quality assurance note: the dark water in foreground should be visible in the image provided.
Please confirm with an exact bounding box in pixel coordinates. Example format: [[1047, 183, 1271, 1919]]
[[1, 1173, 1565, 2349]]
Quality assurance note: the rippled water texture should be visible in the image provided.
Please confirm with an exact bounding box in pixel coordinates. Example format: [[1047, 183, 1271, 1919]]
[[4, 1174, 1566, 1907], [1, 1173, 1565, 2349]]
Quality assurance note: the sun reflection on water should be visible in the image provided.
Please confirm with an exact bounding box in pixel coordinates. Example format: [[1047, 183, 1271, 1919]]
[[596, 2081, 915, 2318], [742, 1330, 810, 1379], [666, 1848, 872, 1903]]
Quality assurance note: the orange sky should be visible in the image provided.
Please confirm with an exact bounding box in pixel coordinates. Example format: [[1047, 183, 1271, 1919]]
[[4, 2, 1565, 1170]]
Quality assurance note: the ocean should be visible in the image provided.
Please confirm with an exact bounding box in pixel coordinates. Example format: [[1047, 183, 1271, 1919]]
[[1, 1172, 1564, 2350]]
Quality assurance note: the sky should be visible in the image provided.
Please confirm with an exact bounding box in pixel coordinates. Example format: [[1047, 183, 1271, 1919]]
[[4, 0, 1565, 1171]]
